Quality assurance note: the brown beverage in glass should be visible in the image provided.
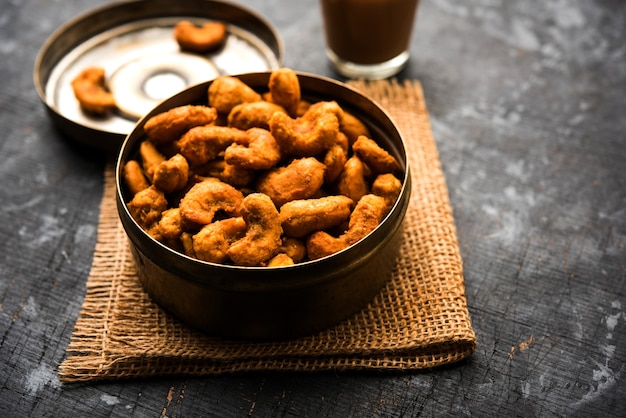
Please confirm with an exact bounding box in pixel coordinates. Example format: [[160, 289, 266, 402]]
[[320, 0, 419, 79]]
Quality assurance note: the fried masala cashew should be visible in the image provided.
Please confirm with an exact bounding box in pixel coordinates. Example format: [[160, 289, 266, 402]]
[[268, 101, 341, 157], [196, 159, 256, 187], [192, 217, 247, 263], [227, 193, 283, 266], [144, 105, 217, 146], [256, 157, 326, 207], [180, 232, 196, 258], [336, 155, 370, 203], [152, 153, 189, 194], [179, 125, 244, 166], [227, 101, 286, 130], [174, 20, 227, 53], [71, 67, 116, 114], [279, 195, 354, 238], [155, 207, 184, 244], [127, 185, 168, 233], [335, 131, 350, 154], [139, 140, 166, 181], [208, 76, 262, 115], [266, 253, 295, 267], [372, 173, 403, 210], [340, 111, 370, 145], [224, 127, 282, 170], [323, 143, 348, 184], [342, 194, 389, 243], [179, 178, 244, 227], [268, 67, 301, 117], [123, 160, 150, 196], [352, 135, 400, 174], [306, 194, 388, 259], [277, 237, 307, 263]]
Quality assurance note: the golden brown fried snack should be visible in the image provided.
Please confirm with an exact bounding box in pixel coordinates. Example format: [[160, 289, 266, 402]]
[[174, 20, 227, 53], [224, 128, 281, 170], [197, 160, 256, 188], [343, 194, 389, 243], [306, 230, 348, 260], [279, 195, 354, 238], [156, 207, 184, 242], [180, 232, 195, 257], [127, 186, 168, 232], [123, 160, 150, 196], [144, 105, 217, 146], [352, 135, 400, 174], [256, 157, 326, 207], [372, 173, 403, 210], [192, 217, 247, 263], [71, 67, 116, 114], [306, 194, 388, 259], [305, 101, 344, 131], [179, 125, 244, 166], [323, 143, 348, 184], [228, 193, 283, 266], [277, 237, 307, 263], [294, 99, 311, 117], [337, 155, 370, 203], [268, 101, 341, 157], [208, 76, 262, 115], [340, 111, 370, 145], [179, 178, 244, 227], [268, 67, 301, 117], [139, 140, 166, 181], [227, 101, 286, 130], [335, 131, 350, 154], [266, 253, 294, 267], [152, 154, 189, 194]]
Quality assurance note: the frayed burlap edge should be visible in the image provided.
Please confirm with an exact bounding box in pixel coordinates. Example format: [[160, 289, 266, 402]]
[[58, 79, 476, 382]]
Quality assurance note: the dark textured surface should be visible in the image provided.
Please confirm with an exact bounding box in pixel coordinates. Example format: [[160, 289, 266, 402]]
[[1, 0, 624, 416]]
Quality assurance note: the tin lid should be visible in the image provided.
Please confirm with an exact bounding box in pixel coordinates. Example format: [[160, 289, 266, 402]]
[[34, 0, 284, 153]]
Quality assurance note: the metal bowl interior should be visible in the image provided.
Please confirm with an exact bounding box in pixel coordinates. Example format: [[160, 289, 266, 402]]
[[34, 0, 283, 154], [116, 72, 411, 339]]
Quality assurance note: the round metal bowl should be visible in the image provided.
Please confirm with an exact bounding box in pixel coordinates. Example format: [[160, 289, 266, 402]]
[[34, 0, 283, 153], [115, 71, 411, 340]]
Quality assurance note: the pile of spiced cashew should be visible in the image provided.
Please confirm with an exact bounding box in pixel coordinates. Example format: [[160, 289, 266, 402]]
[[123, 68, 403, 267]]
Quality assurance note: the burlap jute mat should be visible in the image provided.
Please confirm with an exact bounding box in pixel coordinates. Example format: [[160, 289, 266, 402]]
[[58, 79, 476, 382]]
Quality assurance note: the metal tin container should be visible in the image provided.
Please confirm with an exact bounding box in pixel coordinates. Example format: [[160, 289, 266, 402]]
[[34, 0, 283, 153], [116, 72, 411, 340]]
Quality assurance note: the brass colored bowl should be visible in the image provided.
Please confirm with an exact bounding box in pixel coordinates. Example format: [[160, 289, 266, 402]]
[[116, 72, 411, 339]]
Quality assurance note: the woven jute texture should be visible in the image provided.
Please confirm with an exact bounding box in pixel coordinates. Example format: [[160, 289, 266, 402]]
[[58, 79, 476, 382]]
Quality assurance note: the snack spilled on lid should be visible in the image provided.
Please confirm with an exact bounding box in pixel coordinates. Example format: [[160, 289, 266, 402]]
[[173, 20, 227, 53], [70, 67, 116, 115]]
